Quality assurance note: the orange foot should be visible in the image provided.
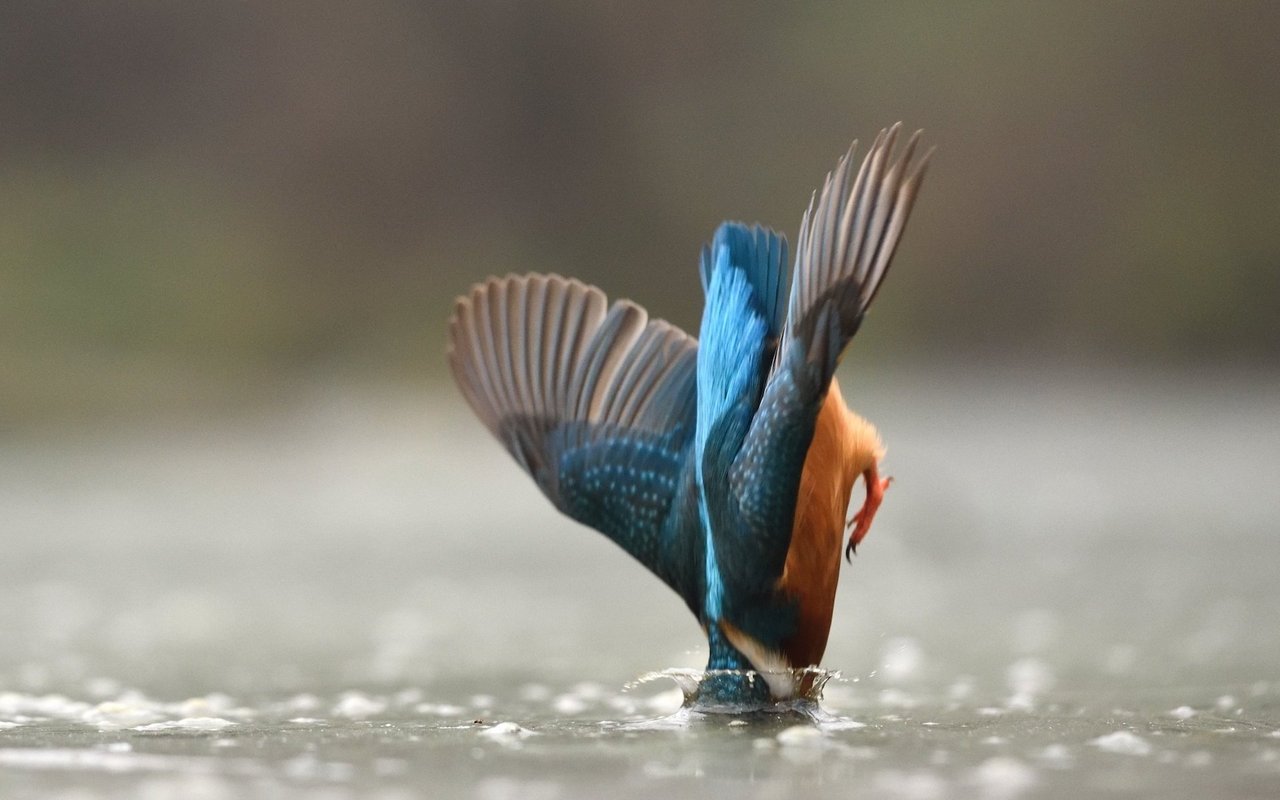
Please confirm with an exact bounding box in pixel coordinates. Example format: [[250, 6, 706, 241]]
[[845, 464, 891, 562]]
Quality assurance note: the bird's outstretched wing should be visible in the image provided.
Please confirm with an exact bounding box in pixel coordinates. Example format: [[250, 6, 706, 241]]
[[447, 274, 701, 600], [716, 124, 932, 597]]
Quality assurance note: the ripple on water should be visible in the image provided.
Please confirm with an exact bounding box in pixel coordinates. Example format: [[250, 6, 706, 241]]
[[627, 667, 840, 713]]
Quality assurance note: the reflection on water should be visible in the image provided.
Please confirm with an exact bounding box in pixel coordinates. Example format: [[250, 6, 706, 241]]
[[1, 369, 1279, 798]]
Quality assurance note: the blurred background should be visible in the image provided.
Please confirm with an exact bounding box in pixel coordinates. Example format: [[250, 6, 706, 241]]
[[3, 1, 1278, 425], [2, 4, 1280, 796]]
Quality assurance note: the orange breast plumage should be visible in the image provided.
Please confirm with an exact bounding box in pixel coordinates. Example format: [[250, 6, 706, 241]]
[[777, 379, 883, 667]]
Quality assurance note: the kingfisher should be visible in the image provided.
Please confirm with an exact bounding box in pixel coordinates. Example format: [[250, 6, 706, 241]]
[[447, 124, 931, 708]]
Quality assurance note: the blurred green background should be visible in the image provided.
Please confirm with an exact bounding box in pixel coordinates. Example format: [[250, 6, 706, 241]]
[[3, 1, 1278, 425]]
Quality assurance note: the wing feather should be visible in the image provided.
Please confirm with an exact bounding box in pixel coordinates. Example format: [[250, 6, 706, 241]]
[[447, 274, 699, 592], [784, 123, 932, 371], [716, 125, 931, 595]]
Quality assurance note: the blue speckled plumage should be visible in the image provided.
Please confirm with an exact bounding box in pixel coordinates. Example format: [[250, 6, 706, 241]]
[[448, 125, 931, 707]]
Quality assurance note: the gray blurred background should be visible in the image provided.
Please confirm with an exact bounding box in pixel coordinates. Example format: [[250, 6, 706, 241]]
[[3, 1, 1278, 426]]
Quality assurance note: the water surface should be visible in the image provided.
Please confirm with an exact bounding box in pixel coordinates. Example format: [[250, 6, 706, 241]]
[[2, 368, 1278, 798]]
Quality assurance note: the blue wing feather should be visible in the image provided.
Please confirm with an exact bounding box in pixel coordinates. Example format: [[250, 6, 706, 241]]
[[554, 423, 699, 598]]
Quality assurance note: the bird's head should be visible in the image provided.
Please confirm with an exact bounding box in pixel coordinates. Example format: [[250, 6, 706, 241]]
[[826, 380, 890, 560]]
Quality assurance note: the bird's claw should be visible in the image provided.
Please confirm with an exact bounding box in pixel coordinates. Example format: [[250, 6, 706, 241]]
[[845, 468, 891, 563]]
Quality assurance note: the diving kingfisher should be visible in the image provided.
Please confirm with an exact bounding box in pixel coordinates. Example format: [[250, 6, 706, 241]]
[[447, 124, 931, 707]]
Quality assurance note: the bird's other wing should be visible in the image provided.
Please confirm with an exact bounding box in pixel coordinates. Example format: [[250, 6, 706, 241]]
[[448, 274, 701, 603], [716, 124, 932, 597], [780, 123, 931, 377]]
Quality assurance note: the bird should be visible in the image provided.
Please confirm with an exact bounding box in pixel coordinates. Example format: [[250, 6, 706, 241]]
[[447, 124, 931, 708]]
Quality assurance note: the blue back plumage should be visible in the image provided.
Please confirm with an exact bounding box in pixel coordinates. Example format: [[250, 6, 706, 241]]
[[694, 243, 772, 625], [695, 249, 768, 456], [700, 222, 790, 341]]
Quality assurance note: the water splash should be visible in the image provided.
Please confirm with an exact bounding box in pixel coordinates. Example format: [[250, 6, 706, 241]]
[[626, 667, 841, 715]]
